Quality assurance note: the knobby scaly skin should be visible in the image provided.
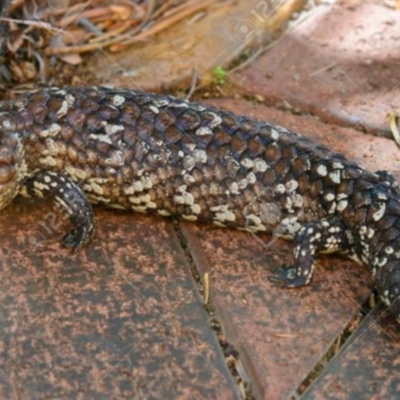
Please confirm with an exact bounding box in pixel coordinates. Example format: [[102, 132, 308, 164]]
[[0, 86, 399, 322]]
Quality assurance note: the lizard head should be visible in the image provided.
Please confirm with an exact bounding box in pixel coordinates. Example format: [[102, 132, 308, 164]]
[[0, 113, 25, 209]]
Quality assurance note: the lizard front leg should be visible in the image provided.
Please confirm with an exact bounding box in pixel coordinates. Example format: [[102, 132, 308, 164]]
[[270, 217, 354, 287], [22, 171, 95, 252]]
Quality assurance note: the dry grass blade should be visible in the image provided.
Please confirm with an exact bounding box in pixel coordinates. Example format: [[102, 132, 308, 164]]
[[389, 112, 400, 146], [204, 272, 210, 304], [0, 17, 65, 34]]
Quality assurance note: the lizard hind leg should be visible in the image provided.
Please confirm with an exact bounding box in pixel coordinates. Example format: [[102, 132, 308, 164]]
[[270, 217, 353, 288]]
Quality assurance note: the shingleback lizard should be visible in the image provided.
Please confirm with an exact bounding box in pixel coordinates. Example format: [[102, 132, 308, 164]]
[[0, 86, 399, 323]]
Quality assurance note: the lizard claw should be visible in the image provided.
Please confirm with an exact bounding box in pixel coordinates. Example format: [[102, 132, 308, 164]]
[[269, 264, 309, 288]]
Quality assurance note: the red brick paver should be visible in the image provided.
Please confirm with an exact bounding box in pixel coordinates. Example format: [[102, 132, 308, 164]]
[[234, 2, 400, 136], [0, 201, 239, 398], [302, 304, 400, 399]]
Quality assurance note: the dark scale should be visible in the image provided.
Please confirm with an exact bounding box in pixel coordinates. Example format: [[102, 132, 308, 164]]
[[0, 86, 399, 324]]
